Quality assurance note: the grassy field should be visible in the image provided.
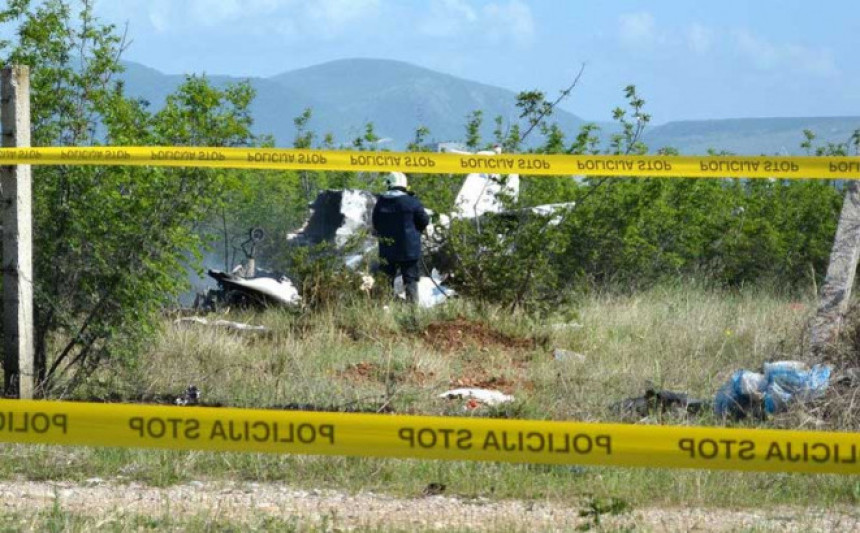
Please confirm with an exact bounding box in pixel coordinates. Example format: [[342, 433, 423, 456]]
[[3, 283, 859, 527]]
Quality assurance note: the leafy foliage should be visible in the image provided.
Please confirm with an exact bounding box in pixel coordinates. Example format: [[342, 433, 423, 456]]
[[1, 0, 257, 393], [446, 205, 571, 312], [442, 84, 843, 308], [277, 241, 369, 311]]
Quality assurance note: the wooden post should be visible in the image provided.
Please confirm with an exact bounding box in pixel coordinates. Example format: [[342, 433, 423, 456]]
[[1, 66, 34, 399], [809, 180, 860, 358]]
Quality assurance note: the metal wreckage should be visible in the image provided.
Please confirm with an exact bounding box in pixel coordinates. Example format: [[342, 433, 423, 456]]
[[198, 147, 575, 309]]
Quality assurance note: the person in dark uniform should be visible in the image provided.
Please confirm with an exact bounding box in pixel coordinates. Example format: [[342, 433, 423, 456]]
[[372, 172, 430, 303]]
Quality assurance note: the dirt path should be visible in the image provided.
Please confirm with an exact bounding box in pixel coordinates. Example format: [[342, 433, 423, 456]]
[[2, 479, 857, 531]]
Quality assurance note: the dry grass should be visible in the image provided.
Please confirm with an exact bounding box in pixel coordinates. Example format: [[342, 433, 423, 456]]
[[3, 283, 858, 511], [105, 283, 814, 424]]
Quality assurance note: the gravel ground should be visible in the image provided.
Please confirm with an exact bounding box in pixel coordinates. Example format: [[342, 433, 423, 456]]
[[1, 479, 858, 532]]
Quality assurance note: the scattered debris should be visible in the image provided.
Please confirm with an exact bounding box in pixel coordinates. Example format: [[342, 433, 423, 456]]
[[207, 270, 301, 307], [174, 316, 270, 333], [552, 348, 586, 362], [194, 227, 303, 310], [393, 270, 456, 308], [422, 483, 446, 496], [174, 385, 200, 406], [287, 189, 376, 248], [286, 189, 377, 268], [229, 227, 267, 278], [192, 148, 577, 310], [714, 360, 831, 419], [450, 150, 520, 219], [438, 388, 514, 406], [194, 228, 302, 310], [834, 367, 860, 387], [450, 376, 516, 393], [614, 384, 708, 419], [524, 202, 576, 225]]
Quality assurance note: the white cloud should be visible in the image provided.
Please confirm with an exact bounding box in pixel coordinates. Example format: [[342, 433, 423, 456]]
[[187, 0, 278, 28], [146, 0, 170, 33], [483, 1, 535, 45], [734, 30, 778, 68], [686, 23, 714, 54], [307, 0, 382, 37], [419, 0, 478, 38], [618, 11, 657, 47], [443, 0, 479, 20], [419, 0, 534, 45], [101, 0, 378, 38], [734, 29, 838, 76]]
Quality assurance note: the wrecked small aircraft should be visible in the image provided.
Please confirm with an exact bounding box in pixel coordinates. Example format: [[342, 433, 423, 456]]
[[206, 270, 301, 307], [286, 189, 378, 268], [201, 147, 574, 309], [198, 227, 301, 310]]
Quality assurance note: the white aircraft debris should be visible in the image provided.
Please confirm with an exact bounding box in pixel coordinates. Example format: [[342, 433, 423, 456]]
[[199, 147, 572, 311], [393, 270, 456, 308], [174, 317, 270, 333], [207, 270, 301, 307], [446, 148, 521, 219], [438, 388, 515, 406]]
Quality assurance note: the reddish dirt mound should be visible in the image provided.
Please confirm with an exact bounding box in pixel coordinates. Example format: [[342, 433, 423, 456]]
[[422, 317, 535, 353]]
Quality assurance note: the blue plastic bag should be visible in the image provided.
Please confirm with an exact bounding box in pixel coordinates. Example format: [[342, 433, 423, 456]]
[[714, 362, 831, 418], [714, 370, 765, 418], [763, 363, 830, 414]]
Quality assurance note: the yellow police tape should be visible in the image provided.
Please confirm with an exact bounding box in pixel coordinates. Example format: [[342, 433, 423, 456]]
[[0, 399, 857, 474], [1, 146, 860, 179]]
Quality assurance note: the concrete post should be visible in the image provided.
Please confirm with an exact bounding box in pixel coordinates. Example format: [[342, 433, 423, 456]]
[[1, 66, 34, 399], [809, 180, 860, 357]]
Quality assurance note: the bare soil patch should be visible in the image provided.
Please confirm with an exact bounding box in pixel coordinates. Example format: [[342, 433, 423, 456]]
[[421, 317, 536, 353]]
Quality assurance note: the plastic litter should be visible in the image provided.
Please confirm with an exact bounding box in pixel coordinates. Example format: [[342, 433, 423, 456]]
[[737, 371, 767, 396], [714, 361, 831, 419]]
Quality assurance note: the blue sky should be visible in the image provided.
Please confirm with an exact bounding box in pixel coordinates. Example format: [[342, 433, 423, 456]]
[[92, 0, 860, 123]]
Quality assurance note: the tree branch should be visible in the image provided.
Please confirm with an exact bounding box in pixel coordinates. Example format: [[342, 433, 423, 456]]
[[519, 63, 586, 144]]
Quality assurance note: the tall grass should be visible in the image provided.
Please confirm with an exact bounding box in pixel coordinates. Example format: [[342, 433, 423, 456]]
[[103, 283, 813, 420], [7, 282, 858, 509]]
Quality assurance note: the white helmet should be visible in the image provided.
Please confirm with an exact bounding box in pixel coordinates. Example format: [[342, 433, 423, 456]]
[[386, 172, 408, 189]]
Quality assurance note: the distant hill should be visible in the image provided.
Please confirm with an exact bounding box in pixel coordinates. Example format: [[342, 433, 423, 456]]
[[119, 59, 860, 154], [119, 58, 585, 148], [120, 61, 321, 145], [645, 117, 860, 155]]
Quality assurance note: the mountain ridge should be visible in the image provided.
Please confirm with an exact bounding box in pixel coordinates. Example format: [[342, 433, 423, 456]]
[[645, 116, 860, 155], [118, 58, 860, 154]]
